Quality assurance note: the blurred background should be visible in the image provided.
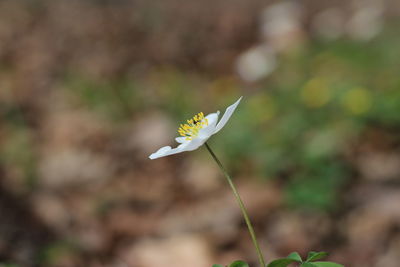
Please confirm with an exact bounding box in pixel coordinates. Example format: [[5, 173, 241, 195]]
[[0, 0, 400, 266]]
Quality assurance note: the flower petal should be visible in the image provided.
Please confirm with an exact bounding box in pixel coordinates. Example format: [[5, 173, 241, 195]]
[[184, 136, 209, 151], [198, 112, 219, 138], [149, 135, 210, 159], [149, 145, 185, 159], [206, 112, 219, 125], [175, 137, 187, 143], [214, 96, 242, 133]]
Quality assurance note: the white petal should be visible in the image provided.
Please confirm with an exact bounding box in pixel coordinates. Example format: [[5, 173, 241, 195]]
[[149, 136, 209, 159], [184, 136, 210, 151], [214, 96, 242, 133], [198, 112, 219, 138], [175, 137, 187, 143], [149, 145, 185, 159], [205, 112, 219, 125]]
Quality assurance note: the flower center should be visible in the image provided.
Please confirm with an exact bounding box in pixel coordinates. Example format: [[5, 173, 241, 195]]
[[178, 112, 209, 140]]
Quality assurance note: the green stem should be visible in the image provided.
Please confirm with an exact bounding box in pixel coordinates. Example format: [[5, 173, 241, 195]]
[[205, 142, 266, 267]]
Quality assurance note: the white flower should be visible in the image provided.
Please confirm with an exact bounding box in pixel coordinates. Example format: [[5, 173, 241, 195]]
[[149, 97, 242, 159]]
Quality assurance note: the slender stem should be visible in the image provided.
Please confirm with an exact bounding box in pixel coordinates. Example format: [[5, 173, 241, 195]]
[[205, 142, 266, 267]]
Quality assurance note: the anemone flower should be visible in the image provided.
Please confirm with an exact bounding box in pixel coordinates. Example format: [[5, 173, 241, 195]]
[[148, 96, 267, 267], [149, 97, 242, 160]]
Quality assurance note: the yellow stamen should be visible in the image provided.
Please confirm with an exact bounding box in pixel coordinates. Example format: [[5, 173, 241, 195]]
[[178, 112, 209, 140]]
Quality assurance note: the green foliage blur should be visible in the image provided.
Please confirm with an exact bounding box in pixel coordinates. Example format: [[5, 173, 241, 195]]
[[266, 251, 343, 267], [213, 251, 343, 267]]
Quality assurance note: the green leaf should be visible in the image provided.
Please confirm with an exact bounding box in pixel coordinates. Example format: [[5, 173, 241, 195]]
[[212, 265, 225, 267], [229, 261, 249, 267], [287, 252, 302, 262], [306, 252, 329, 262], [267, 258, 298, 267], [312, 262, 344, 267], [300, 263, 317, 267]]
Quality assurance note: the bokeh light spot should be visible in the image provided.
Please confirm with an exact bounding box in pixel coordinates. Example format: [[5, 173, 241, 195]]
[[341, 87, 372, 115], [300, 78, 331, 108]]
